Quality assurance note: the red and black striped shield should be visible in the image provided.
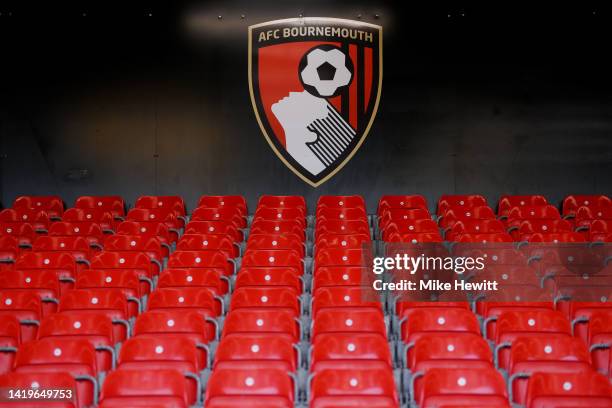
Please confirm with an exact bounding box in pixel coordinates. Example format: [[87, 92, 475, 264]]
[[249, 17, 382, 187]]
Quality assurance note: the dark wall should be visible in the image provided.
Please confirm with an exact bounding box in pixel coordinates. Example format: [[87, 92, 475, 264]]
[[1, 1, 611, 212]]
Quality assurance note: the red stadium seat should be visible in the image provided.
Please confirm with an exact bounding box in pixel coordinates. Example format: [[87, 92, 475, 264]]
[[399, 308, 480, 344], [0, 235, 19, 266], [311, 308, 386, 341], [524, 232, 587, 243], [507, 335, 592, 404], [382, 219, 439, 241], [0, 291, 43, 342], [416, 368, 508, 408], [242, 249, 303, 274], [315, 233, 371, 252], [247, 234, 305, 256], [117, 336, 201, 405], [99, 369, 190, 408], [438, 205, 496, 229], [116, 221, 174, 248], [314, 248, 368, 271], [205, 366, 295, 408], [184, 220, 242, 242], [135, 195, 186, 217], [13, 195, 64, 219], [91, 251, 158, 294], [254, 207, 306, 227], [63, 208, 115, 232], [75, 270, 142, 315], [103, 235, 164, 264], [59, 289, 130, 341], [379, 208, 432, 231], [75, 196, 125, 219], [311, 286, 382, 317], [437, 195, 488, 216], [385, 231, 443, 243], [133, 311, 215, 356], [0, 315, 20, 374], [378, 195, 429, 213], [497, 195, 548, 218], [0, 270, 59, 316], [49, 221, 106, 248], [198, 195, 247, 216], [178, 233, 239, 257], [0, 208, 50, 232], [13, 338, 98, 405], [235, 268, 302, 293], [222, 309, 300, 341], [310, 332, 392, 373], [158, 268, 228, 295], [0, 371, 86, 407], [563, 195, 611, 218], [316, 207, 367, 221], [315, 220, 371, 241], [525, 371, 612, 408], [16, 252, 77, 296], [317, 195, 366, 209], [168, 250, 234, 276], [511, 218, 573, 240], [0, 222, 36, 248], [312, 266, 367, 290], [258, 195, 306, 211], [215, 334, 297, 371], [191, 206, 246, 228], [230, 287, 300, 316], [589, 219, 612, 242], [250, 220, 304, 238], [147, 287, 221, 317], [127, 208, 182, 230], [309, 368, 398, 408], [38, 312, 117, 372], [507, 204, 561, 224], [32, 236, 91, 267], [446, 219, 505, 238]]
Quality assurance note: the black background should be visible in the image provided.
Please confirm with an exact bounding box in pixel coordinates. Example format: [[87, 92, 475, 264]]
[[1, 1, 611, 212]]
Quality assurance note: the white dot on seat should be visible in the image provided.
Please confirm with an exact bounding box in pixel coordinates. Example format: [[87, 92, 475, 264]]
[[105, 277, 112, 283], [195, 257, 201, 263], [6, 228, 12, 233], [601, 296, 608, 302], [130, 241, 136, 247], [341, 240, 347, 246], [345, 319, 353, 327], [344, 295, 350, 302], [73, 321, 82, 329], [520, 201, 525, 205], [140, 228, 146, 233], [203, 240, 209, 246], [158, 202, 164, 206], [268, 256, 275, 263], [245, 377, 255, 386], [91, 297, 99, 305], [25, 277, 31, 283], [437, 317, 446, 325], [528, 318, 536, 326], [501, 274, 508, 280], [274, 226, 280, 231], [492, 255, 498, 261], [272, 240, 278, 246], [4, 299, 12, 306], [53, 348, 62, 357], [167, 319, 175, 327], [31, 381, 40, 389], [43, 259, 50, 265], [119, 258, 125, 264], [155, 346, 164, 354], [563, 381, 572, 391], [150, 214, 155, 219], [459, 200, 464, 205], [347, 343, 356, 352], [515, 296, 521, 301], [584, 201, 590, 205], [544, 345, 552, 354], [411, 239, 418, 244], [97, 202, 103, 206], [339, 201, 344, 206], [86, 214, 92, 219], [553, 240, 559, 244], [264, 275, 271, 281], [178, 296, 185, 303], [340, 214, 345, 219], [542, 225, 548, 231], [349, 378, 358, 387], [342, 256, 348, 261], [251, 344, 260, 353], [209, 227, 214, 232], [277, 213, 282, 218], [261, 296, 268, 303], [186, 276, 193, 282], [256, 319, 264, 327], [342, 274, 349, 281], [447, 344, 455, 352], [457, 377, 467, 386], [74, 227, 80, 233]]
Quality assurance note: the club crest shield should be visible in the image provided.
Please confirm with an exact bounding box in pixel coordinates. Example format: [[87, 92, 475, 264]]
[[249, 17, 382, 187]]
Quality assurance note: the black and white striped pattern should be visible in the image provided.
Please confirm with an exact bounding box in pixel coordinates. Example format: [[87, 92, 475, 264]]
[[305, 105, 357, 167]]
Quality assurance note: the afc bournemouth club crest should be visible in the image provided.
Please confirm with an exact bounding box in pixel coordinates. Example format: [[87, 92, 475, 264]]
[[249, 17, 383, 187]]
